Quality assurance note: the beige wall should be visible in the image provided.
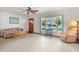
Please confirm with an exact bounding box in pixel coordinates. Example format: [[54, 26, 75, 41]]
[[0, 7, 79, 33], [37, 7, 79, 32], [0, 11, 28, 31]]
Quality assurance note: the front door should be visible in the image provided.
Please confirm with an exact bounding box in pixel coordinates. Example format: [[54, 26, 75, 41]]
[[29, 18, 34, 33]]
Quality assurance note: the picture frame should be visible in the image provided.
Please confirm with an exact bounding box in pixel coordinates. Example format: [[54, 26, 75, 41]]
[[9, 17, 19, 24]]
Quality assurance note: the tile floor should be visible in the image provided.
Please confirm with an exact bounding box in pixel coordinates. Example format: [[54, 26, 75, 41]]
[[0, 34, 79, 52]]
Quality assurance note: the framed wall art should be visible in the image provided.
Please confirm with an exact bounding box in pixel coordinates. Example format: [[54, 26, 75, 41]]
[[9, 17, 19, 24]]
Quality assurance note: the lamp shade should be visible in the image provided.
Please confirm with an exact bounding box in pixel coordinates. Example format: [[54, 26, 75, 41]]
[[70, 21, 77, 27]]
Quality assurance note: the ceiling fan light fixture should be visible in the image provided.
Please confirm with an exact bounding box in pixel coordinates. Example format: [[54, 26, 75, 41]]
[[19, 7, 38, 15]]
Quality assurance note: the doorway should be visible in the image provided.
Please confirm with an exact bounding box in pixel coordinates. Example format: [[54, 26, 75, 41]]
[[28, 18, 34, 33]]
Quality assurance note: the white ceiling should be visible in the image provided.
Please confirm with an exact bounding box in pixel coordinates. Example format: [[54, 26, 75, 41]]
[[0, 7, 71, 15]]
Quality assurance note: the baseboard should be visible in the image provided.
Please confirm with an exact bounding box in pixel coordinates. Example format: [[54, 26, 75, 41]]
[[33, 32, 40, 34]]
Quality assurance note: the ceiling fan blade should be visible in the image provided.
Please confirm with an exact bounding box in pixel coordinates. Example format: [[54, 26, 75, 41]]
[[28, 7, 31, 9], [27, 7, 31, 11], [30, 11, 36, 14], [27, 11, 29, 14]]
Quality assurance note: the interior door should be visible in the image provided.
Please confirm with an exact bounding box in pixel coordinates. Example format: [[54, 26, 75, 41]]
[[29, 18, 34, 33]]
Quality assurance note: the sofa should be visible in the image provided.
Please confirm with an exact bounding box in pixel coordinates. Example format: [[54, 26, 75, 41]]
[[1, 28, 26, 39], [63, 21, 77, 43]]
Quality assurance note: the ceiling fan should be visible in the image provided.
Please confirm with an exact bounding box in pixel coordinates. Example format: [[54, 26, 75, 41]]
[[20, 7, 38, 14]]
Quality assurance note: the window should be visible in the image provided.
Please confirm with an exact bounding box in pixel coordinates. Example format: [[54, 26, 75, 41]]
[[40, 16, 64, 33]]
